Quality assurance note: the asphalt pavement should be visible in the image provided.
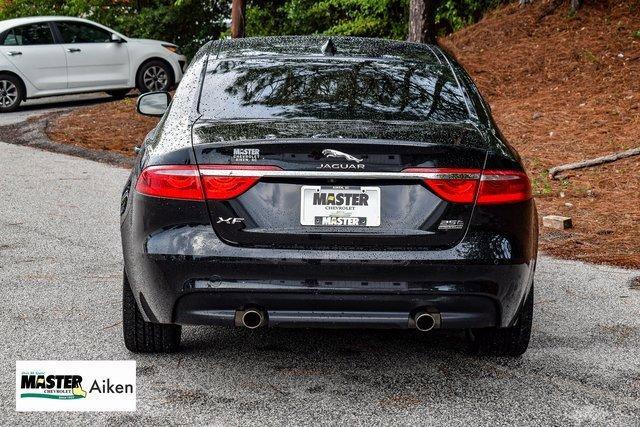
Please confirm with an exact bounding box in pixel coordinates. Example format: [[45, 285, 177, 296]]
[[1, 141, 639, 425], [0, 93, 114, 127]]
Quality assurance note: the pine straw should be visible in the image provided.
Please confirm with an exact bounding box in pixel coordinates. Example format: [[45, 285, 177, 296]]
[[47, 96, 159, 156], [441, 0, 640, 268], [47, 0, 640, 267]]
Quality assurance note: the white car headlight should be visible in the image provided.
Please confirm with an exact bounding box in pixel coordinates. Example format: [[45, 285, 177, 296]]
[[162, 44, 179, 54]]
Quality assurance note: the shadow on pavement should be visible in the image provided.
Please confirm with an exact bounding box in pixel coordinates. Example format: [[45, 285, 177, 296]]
[[18, 94, 134, 112], [181, 326, 473, 361]]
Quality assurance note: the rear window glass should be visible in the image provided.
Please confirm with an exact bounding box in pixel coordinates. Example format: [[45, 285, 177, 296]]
[[199, 58, 469, 123], [2, 23, 54, 46]]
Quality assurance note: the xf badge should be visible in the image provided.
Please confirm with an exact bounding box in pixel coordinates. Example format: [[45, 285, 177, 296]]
[[217, 217, 245, 224]]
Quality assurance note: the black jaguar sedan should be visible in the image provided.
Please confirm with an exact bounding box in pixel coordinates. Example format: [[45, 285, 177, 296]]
[[121, 36, 537, 356]]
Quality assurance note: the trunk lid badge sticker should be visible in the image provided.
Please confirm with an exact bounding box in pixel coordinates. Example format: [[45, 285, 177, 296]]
[[233, 148, 260, 162]]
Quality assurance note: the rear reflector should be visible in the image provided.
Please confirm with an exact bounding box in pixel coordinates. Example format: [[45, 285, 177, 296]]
[[135, 165, 282, 201], [403, 168, 531, 205], [136, 165, 203, 201]]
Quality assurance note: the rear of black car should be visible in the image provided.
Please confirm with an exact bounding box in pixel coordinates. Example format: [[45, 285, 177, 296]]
[[120, 37, 537, 356]]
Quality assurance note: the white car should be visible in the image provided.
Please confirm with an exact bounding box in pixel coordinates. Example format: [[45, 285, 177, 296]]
[[0, 16, 188, 112]]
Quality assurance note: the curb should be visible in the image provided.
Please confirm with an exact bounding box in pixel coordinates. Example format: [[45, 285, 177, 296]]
[[0, 112, 134, 169]]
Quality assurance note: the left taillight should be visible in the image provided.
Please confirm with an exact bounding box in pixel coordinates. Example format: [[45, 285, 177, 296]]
[[136, 165, 204, 201], [135, 165, 281, 201], [199, 165, 281, 200]]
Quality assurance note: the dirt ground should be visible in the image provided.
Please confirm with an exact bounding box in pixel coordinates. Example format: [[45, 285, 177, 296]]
[[441, 0, 640, 267], [46, 0, 640, 267]]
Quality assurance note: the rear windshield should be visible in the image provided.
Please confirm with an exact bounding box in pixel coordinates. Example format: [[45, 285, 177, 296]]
[[199, 58, 470, 123]]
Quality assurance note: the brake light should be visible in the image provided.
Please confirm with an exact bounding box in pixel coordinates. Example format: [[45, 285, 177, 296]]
[[199, 165, 281, 200], [477, 170, 532, 204], [403, 168, 531, 205], [136, 165, 204, 200], [136, 165, 282, 201]]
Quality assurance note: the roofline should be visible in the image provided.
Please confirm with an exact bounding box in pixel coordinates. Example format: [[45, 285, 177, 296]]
[[211, 35, 441, 58], [0, 16, 126, 39]]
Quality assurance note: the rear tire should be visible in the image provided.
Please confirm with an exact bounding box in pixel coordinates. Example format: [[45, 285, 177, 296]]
[[0, 74, 23, 113], [136, 60, 173, 93], [469, 283, 534, 356], [122, 271, 181, 353], [105, 89, 130, 99]]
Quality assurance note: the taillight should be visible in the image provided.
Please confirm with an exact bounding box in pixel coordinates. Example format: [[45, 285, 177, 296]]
[[477, 170, 532, 204], [403, 168, 531, 205], [136, 165, 204, 200], [403, 168, 480, 204], [199, 165, 281, 200], [136, 164, 282, 201]]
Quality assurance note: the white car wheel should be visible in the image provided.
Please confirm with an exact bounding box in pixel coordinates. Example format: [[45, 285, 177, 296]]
[[0, 76, 23, 112], [138, 61, 172, 93]]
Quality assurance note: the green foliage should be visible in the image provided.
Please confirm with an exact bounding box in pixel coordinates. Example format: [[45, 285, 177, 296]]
[[435, 0, 505, 33], [0, 0, 506, 56], [246, 0, 505, 38], [245, 0, 409, 39], [0, 0, 229, 59]]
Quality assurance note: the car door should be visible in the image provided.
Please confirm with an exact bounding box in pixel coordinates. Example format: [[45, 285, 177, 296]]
[[54, 21, 130, 89], [0, 22, 67, 91]]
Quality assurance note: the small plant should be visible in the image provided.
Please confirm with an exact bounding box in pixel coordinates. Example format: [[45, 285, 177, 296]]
[[583, 50, 599, 64], [633, 29, 640, 39], [532, 171, 553, 197]]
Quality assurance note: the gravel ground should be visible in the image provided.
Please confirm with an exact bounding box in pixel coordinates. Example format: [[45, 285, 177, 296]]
[[1, 141, 639, 425]]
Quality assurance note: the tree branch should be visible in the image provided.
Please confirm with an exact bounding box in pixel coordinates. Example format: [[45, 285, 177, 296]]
[[548, 147, 640, 179]]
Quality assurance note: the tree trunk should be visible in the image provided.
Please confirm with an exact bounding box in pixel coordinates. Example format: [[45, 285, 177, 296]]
[[408, 0, 438, 44], [231, 0, 246, 39]]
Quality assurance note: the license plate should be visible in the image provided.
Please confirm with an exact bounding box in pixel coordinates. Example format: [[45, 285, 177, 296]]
[[300, 186, 380, 227]]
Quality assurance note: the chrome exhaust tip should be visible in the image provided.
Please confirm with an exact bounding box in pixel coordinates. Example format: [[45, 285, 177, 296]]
[[238, 309, 266, 329], [412, 311, 441, 332]]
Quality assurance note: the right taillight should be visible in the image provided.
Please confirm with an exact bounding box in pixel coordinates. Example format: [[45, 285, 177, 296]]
[[403, 167, 531, 205], [477, 170, 532, 204]]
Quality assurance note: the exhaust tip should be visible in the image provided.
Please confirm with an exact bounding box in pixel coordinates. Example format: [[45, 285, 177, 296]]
[[241, 309, 266, 329], [414, 312, 436, 332]]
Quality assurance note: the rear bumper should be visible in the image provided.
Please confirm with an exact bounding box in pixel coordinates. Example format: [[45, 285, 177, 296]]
[[124, 243, 535, 329], [121, 195, 537, 330], [174, 288, 497, 329]]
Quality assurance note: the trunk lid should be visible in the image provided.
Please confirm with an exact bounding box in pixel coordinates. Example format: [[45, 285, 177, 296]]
[[192, 119, 487, 250]]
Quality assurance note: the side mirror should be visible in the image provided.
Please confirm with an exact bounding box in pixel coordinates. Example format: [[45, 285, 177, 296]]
[[110, 33, 126, 43], [136, 92, 171, 117]]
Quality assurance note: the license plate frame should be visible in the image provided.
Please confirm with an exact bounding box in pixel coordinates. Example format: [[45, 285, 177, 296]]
[[300, 185, 381, 227]]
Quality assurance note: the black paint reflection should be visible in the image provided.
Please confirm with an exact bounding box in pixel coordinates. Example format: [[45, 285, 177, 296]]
[[200, 59, 469, 122]]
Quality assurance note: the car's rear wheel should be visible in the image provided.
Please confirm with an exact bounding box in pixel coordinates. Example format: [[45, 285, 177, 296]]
[[105, 89, 130, 99], [468, 283, 533, 356], [122, 271, 181, 353], [136, 60, 173, 93], [0, 74, 23, 113]]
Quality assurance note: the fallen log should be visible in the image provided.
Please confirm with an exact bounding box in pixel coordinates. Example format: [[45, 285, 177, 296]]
[[548, 147, 640, 179]]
